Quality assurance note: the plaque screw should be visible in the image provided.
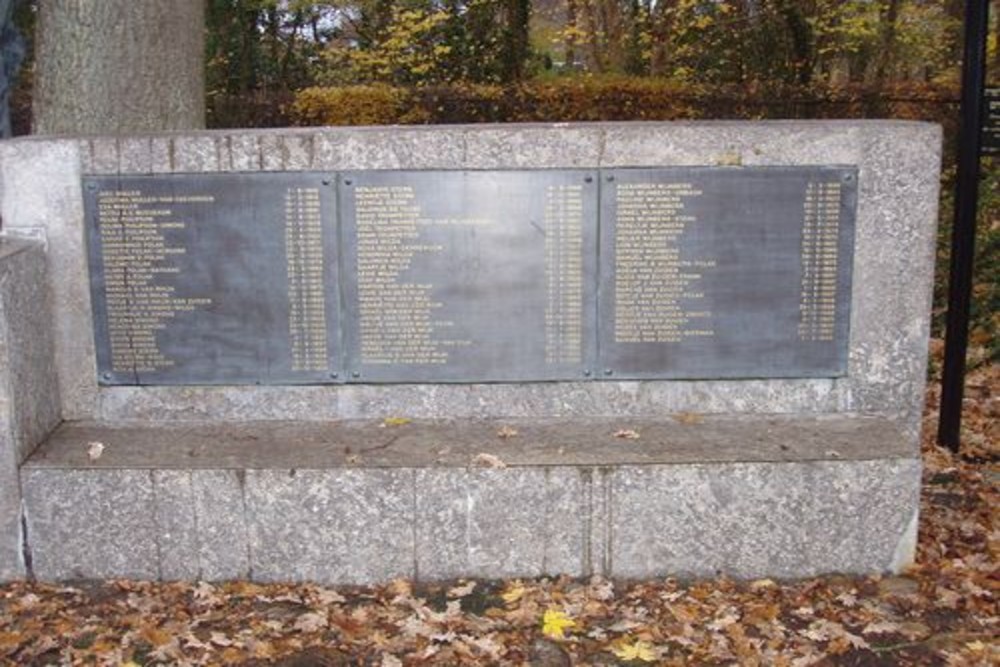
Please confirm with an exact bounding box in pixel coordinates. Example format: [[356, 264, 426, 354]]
[[584, 176, 593, 183], [101, 372, 112, 381], [606, 175, 615, 182], [330, 372, 339, 379], [87, 183, 98, 191], [344, 179, 353, 186], [604, 369, 613, 376], [583, 370, 592, 377], [322, 178, 331, 186], [351, 371, 360, 379], [843, 174, 854, 182]]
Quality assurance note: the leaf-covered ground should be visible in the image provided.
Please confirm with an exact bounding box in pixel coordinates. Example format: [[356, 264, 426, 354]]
[[1, 364, 996, 666]]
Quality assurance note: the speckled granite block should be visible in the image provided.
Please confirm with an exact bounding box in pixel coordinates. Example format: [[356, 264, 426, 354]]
[[21, 469, 158, 580], [0, 140, 93, 419], [20, 417, 920, 583], [0, 240, 61, 580], [609, 459, 921, 579], [0, 241, 61, 462], [0, 123, 941, 430], [151, 470, 200, 580], [246, 469, 415, 584], [1, 123, 937, 583], [191, 470, 252, 580], [414, 468, 586, 580]]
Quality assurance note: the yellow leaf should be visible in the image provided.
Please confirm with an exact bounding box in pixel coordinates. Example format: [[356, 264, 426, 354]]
[[502, 583, 526, 604], [541, 608, 577, 640], [611, 638, 657, 662], [382, 416, 411, 427], [672, 412, 704, 425]]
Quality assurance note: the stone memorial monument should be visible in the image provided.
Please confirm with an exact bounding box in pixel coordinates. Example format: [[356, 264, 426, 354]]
[[0, 121, 940, 583]]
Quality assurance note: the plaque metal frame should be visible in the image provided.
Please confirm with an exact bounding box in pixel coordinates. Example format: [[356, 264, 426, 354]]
[[338, 169, 600, 383], [83, 166, 859, 386], [597, 166, 857, 380], [84, 172, 341, 385]]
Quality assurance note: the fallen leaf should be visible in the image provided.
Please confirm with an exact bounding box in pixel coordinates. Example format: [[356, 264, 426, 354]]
[[672, 412, 704, 424], [447, 581, 476, 598], [541, 608, 577, 640], [501, 583, 526, 605], [209, 631, 234, 647], [87, 441, 104, 461], [614, 429, 640, 440], [293, 611, 328, 633], [611, 637, 657, 662], [588, 576, 614, 601], [471, 452, 507, 468], [381, 417, 411, 427], [314, 588, 346, 605], [497, 426, 519, 439]]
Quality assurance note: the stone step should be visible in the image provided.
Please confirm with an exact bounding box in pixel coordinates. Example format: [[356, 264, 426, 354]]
[[21, 416, 920, 584]]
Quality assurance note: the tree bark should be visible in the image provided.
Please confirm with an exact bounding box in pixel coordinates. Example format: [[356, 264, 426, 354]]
[[0, 0, 24, 138], [871, 0, 903, 87], [565, 0, 578, 69], [33, 0, 205, 135], [993, 0, 1000, 78]]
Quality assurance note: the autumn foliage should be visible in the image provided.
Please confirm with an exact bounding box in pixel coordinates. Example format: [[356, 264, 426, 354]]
[[0, 363, 995, 664], [291, 78, 960, 127]]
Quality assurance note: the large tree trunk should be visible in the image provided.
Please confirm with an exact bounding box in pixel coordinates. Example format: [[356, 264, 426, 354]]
[[871, 0, 903, 87], [33, 0, 205, 135], [0, 0, 24, 138]]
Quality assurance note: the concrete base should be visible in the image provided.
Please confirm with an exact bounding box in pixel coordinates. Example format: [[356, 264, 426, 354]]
[[22, 416, 920, 583]]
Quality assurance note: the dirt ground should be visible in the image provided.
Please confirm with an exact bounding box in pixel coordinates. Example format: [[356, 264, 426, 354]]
[[0, 364, 995, 666]]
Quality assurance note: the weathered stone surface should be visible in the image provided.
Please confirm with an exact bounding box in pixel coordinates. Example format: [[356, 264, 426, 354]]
[[463, 125, 603, 168], [0, 241, 61, 462], [1, 123, 936, 583], [21, 468, 159, 580], [846, 125, 941, 433], [172, 135, 220, 173], [191, 470, 252, 580], [18, 454, 920, 582], [415, 468, 585, 579], [0, 123, 940, 433], [609, 459, 921, 579], [96, 379, 842, 423], [223, 134, 262, 171], [0, 139, 94, 419], [0, 240, 61, 580], [151, 470, 200, 580], [247, 469, 414, 583], [20, 417, 920, 582], [119, 136, 153, 174], [31, 416, 912, 470]]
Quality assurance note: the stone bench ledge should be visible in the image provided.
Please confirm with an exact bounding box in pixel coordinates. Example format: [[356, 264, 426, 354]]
[[26, 415, 915, 471], [20, 414, 921, 583]]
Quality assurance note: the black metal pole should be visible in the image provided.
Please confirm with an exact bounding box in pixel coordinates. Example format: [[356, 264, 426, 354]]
[[938, 0, 990, 452]]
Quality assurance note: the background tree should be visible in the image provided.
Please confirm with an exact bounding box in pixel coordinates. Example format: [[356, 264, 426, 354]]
[[33, 0, 205, 134], [0, 0, 24, 137]]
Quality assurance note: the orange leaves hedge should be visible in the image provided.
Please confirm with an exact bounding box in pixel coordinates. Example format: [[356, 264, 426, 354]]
[[290, 78, 958, 127]]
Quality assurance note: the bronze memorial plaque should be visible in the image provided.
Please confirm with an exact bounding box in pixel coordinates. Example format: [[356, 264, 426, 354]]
[[598, 166, 857, 379], [85, 173, 340, 385], [84, 166, 856, 385], [338, 170, 600, 382]]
